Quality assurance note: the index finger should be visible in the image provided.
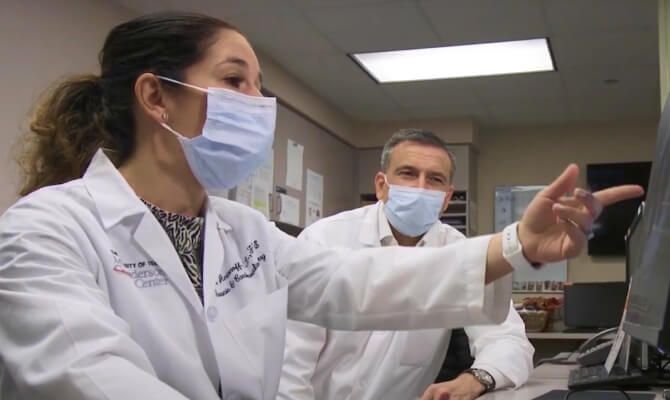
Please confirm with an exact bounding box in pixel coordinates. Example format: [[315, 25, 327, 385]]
[[540, 164, 579, 200], [593, 185, 645, 207]]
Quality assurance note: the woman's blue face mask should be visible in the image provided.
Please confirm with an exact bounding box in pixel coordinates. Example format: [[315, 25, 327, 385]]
[[157, 75, 277, 191]]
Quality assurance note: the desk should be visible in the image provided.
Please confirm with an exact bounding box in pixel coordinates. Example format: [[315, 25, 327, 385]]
[[527, 327, 607, 364], [528, 335, 587, 365], [480, 365, 666, 399]]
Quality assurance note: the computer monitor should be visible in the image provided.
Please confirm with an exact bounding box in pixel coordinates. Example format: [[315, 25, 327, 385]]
[[622, 96, 670, 353], [625, 202, 645, 283]]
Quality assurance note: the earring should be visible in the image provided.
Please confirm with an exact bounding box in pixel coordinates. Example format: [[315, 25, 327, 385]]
[[161, 112, 169, 122]]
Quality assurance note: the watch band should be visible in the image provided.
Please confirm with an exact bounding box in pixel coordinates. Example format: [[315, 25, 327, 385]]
[[502, 222, 542, 270], [464, 368, 496, 393]]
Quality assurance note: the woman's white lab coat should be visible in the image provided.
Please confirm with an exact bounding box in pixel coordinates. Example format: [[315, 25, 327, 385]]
[[0, 150, 511, 400]]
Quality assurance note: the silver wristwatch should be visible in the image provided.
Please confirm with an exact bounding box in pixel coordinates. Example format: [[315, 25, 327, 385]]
[[464, 368, 496, 393]]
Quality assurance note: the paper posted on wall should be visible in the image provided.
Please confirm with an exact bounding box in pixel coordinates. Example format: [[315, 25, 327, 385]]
[[278, 194, 300, 226], [306, 169, 323, 226]]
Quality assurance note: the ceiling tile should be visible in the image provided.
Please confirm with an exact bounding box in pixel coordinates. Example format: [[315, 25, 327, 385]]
[[470, 72, 563, 104], [327, 83, 408, 122], [270, 53, 370, 92], [418, 0, 548, 45], [551, 29, 659, 71], [562, 65, 659, 100], [291, 0, 408, 8], [301, 2, 440, 53], [114, 0, 661, 127], [487, 96, 569, 127], [227, 9, 338, 55], [542, 0, 657, 34], [382, 79, 485, 119], [113, 0, 281, 17], [273, 53, 407, 121]]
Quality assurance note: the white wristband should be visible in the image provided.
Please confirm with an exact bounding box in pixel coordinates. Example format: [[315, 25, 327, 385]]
[[502, 222, 541, 270]]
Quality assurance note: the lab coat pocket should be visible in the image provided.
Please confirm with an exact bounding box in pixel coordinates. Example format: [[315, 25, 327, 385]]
[[227, 276, 288, 395], [399, 329, 445, 366]]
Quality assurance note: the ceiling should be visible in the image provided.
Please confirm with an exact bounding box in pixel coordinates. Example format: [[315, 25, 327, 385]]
[[114, 0, 661, 128]]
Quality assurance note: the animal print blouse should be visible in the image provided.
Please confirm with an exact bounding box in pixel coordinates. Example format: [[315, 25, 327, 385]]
[[142, 199, 205, 303]]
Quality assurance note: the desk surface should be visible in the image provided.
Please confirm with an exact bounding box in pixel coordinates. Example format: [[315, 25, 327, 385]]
[[526, 331, 596, 340], [480, 365, 666, 399]]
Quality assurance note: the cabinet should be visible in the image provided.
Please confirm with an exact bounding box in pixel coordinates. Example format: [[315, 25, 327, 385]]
[[441, 190, 470, 236]]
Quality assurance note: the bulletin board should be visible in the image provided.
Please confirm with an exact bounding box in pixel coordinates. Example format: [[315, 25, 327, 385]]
[[230, 101, 357, 228]]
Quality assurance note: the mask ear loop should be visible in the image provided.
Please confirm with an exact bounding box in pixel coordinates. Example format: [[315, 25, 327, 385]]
[[154, 76, 205, 140], [155, 75, 208, 94], [158, 109, 188, 140], [160, 121, 186, 140]]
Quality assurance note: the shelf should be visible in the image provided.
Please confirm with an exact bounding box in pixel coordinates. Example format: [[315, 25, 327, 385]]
[[514, 290, 563, 295], [443, 212, 467, 217], [449, 200, 467, 205]]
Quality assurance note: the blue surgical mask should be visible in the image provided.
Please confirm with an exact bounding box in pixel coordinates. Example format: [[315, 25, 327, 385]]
[[157, 76, 276, 190], [383, 176, 447, 237]]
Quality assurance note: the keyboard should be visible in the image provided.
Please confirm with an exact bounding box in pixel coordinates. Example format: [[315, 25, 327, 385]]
[[568, 365, 645, 390]]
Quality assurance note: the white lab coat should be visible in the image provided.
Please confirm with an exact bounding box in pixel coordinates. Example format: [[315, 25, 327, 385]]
[[279, 203, 534, 400], [0, 150, 511, 400]]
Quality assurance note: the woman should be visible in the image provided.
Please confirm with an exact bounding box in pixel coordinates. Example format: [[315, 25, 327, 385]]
[[0, 12, 641, 400]]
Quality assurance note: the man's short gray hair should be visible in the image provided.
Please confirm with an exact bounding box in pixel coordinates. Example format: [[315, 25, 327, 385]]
[[380, 128, 456, 182]]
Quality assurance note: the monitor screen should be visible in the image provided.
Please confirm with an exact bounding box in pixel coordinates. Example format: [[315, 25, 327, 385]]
[[587, 162, 651, 256], [623, 96, 670, 352]]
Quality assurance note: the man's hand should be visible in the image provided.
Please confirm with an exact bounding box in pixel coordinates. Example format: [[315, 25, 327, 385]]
[[519, 164, 644, 264], [420, 373, 486, 400]]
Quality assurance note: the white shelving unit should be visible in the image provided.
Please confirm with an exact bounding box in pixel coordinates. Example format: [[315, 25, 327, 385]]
[[441, 190, 471, 236]]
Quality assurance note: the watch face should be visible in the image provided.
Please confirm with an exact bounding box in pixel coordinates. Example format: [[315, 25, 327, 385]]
[[470, 369, 495, 390]]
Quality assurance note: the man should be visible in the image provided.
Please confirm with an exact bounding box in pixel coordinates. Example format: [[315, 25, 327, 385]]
[[278, 129, 534, 400]]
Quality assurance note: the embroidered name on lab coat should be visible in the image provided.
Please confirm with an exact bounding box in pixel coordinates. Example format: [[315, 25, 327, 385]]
[[215, 240, 266, 297], [111, 250, 168, 288]]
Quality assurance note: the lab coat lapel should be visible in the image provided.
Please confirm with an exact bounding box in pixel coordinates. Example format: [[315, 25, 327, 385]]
[[83, 149, 202, 315], [202, 202, 227, 305], [133, 212, 203, 315], [358, 202, 383, 248]]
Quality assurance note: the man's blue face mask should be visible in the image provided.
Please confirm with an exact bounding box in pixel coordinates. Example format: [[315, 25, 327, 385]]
[[382, 175, 447, 237], [157, 75, 277, 191]]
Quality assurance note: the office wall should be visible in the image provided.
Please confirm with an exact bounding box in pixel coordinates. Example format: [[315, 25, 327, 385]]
[[0, 0, 133, 212], [273, 103, 357, 226], [477, 120, 658, 283], [355, 118, 479, 149]]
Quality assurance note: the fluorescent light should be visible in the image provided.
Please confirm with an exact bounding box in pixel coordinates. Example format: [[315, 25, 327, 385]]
[[351, 38, 555, 83]]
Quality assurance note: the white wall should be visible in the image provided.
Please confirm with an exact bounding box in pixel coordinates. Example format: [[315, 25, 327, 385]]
[[0, 0, 133, 211]]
